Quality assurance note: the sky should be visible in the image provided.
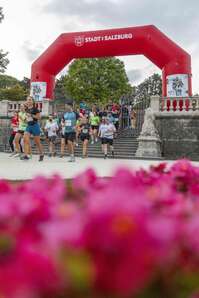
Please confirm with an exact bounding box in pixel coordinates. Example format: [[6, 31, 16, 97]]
[[1, 0, 199, 93]]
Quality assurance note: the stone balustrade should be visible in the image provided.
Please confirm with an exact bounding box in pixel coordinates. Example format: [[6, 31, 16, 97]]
[[150, 96, 199, 113], [0, 99, 52, 117]]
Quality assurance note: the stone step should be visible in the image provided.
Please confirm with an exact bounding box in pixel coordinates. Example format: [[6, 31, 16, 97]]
[[1, 129, 141, 159]]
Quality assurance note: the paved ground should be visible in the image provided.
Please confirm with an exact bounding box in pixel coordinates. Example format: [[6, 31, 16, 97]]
[[0, 153, 198, 181]]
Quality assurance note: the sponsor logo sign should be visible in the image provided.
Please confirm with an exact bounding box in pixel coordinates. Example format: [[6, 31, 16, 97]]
[[167, 74, 189, 97], [74, 33, 133, 47], [30, 82, 47, 101]]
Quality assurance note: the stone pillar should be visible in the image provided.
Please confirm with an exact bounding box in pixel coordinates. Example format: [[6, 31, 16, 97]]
[[41, 99, 52, 116], [136, 136, 162, 158], [0, 100, 9, 117], [136, 108, 162, 158], [150, 95, 160, 112]]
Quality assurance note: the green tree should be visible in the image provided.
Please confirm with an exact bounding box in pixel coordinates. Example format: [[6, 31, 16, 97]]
[[0, 75, 30, 101], [0, 74, 19, 89], [62, 58, 132, 105], [135, 73, 162, 102], [54, 76, 71, 101], [0, 7, 9, 73], [19, 77, 30, 91], [0, 84, 27, 101], [0, 7, 3, 22]]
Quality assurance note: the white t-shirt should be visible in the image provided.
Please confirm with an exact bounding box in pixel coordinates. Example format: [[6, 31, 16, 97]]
[[45, 121, 58, 137], [99, 123, 116, 139]]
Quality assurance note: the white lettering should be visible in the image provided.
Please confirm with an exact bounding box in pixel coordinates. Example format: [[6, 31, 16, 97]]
[[76, 33, 133, 46]]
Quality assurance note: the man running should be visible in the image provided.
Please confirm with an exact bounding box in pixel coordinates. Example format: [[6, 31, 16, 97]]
[[63, 103, 77, 162], [44, 115, 59, 157], [99, 117, 116, 159], [21, 96, 44, 161]]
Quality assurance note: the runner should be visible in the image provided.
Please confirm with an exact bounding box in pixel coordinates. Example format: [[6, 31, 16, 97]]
[[79, 116, 91, 158], [130, 108, 137, 131], [14, 104, 27, 157], [63, 104, 77, 162], [9, 111, 19, 156], [60, 117, 66, 158], [75, 117, 81, 147], [90, 111, 100, 144], [44, 115, 59, 157], [44, 118, 50, 146], [112, 104, 120, 132], [20, 96, 44, 161], [99, 117, 116, 159]]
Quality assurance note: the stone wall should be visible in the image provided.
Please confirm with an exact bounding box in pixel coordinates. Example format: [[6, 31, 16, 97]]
[[155, 112, 199, 160]]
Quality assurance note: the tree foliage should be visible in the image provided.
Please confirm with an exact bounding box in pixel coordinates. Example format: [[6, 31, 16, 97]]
[[134, 73, 162, 102], [0, 75, 30, 101], [54, 76, 71, 102], [0, 7, 3, 22], [60, 58, 132, 105], [0, 84, 27, 101], [0, 7, 9, 73]]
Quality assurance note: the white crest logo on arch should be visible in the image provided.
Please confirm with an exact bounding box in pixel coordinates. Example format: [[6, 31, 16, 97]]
[[74, 36, 85, 47]]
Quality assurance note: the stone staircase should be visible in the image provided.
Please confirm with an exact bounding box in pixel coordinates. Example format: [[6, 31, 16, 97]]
[[1, 129, 139, 159]]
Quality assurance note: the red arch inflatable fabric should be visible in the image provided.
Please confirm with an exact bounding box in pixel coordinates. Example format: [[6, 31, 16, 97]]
[[31, 25, 192, 100]]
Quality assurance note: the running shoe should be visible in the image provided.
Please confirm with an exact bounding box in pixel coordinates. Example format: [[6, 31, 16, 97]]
[[13, 153, 21, 158], [48, 153, 52, 157], [39, 155, 44, 162], [59, 154, 64, 158], [68, 156, 75, 162], [20, 155, 30, 161], [104, 154, 107, 159], [9, 152, 16, 157], [91, 141, 94, 145]]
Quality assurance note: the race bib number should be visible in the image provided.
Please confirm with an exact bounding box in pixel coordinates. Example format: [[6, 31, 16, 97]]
[[82, 128, 88, 134], [27, 114, 33, 122], [65, 120, 72, 126]]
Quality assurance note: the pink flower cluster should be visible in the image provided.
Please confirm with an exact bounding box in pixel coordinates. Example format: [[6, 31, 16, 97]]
[[1, 160, 199, 297]]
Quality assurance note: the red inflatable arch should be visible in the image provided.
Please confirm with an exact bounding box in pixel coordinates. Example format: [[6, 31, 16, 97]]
[[30, 25, 192, 100]]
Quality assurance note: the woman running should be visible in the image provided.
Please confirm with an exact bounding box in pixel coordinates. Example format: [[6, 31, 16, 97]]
[[60, 117, 66, 158], [90, 111, 100, 144], [21, 96, 44, 161], [79, 116, 91, 158], [99, 117, 116, 159], [14, 104, 27, 157], [9, 111, 19, 156]]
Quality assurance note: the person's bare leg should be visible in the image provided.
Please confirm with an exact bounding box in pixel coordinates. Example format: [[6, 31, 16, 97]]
[[94, 129, 98, 142], [83, 139, 88, 157], [91, 130, 94, 144], [104, 144, 108, 158], [61, 138, 65, 157], [34, 136, 43, 155], [68, 140, 75, 161], [52, 142, 55, 155], [49, 141, 53, 155], [110, 144, 114, 157], [14, 133, 21, 153], [24, 132, 31, 156]]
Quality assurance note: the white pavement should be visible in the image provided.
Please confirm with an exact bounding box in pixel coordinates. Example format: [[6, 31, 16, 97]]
[[0, 153, 198, 181]]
